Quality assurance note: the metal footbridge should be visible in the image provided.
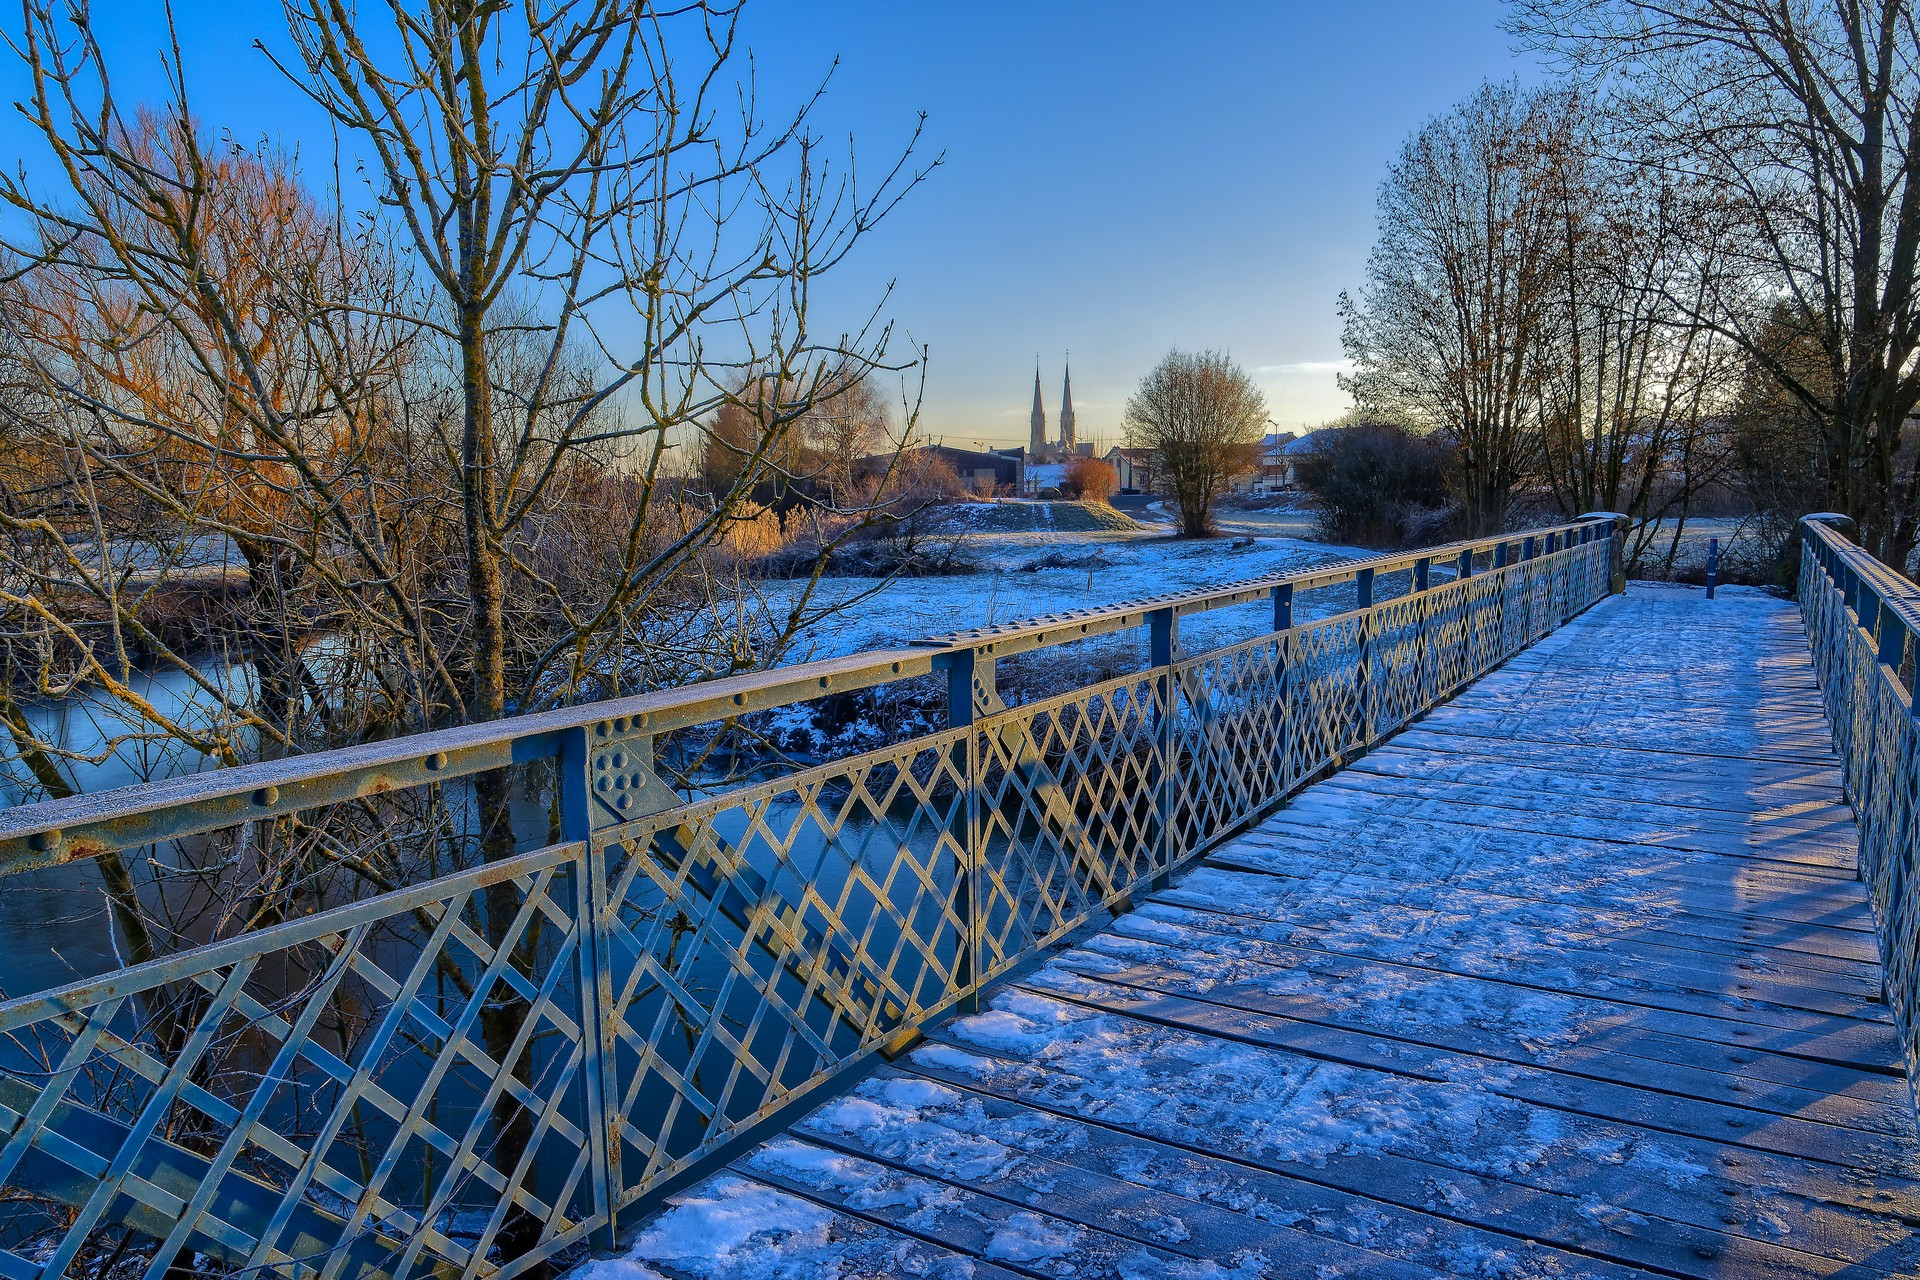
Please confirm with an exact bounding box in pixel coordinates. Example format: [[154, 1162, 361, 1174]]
[[1, 515, 1916, 1280]]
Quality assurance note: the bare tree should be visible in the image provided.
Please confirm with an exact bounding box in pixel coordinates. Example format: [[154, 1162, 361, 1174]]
[[1529, 101, 1740, 567], [1122, 350, 1265, 537], [1340, 81, 1565, 534], [1512, 0, 1920, 566], [0, 3, 931, 1271], [701, 370, 897, 507]]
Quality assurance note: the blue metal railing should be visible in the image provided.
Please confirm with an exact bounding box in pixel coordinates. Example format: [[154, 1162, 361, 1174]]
[[1798, 514, 1920, 1105]]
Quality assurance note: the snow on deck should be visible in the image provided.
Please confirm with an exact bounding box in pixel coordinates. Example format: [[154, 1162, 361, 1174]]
[[579, 585, 1920, 1280]]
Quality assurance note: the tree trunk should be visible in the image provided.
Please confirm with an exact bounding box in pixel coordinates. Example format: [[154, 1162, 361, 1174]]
[[455, 297, 550, 1278]]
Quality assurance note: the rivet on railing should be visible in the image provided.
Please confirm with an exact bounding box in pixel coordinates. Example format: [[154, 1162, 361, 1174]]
[[253, 786, 279, 807], [425, 751, 449, 771]]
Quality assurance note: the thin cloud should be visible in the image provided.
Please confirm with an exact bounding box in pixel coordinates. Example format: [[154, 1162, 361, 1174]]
[[1254, 359, 1353, 376]]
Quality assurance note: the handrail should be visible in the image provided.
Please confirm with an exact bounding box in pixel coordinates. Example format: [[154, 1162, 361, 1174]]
[[0, 518, 1615, 873], [1796, 514, 1920, 1104], [0, 515, 1624, 1280]]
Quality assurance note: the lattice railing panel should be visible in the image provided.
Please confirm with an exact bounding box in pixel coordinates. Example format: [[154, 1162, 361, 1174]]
[[1368, 590, 1431, 734], [593, 730, 972, 1207], [1798, 527, 1920, 1096], [1170, 636, 1288, 856], [0, 847, 601, 1280], [973, 674, 1166, 980]]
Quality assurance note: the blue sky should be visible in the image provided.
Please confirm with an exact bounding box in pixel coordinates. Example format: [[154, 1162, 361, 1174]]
[[13, 2, 1539, 448]]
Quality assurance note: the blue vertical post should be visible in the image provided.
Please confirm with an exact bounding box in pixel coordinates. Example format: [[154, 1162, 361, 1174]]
[[1355, 567, 1376, 749], [1149, 606, 1180, 872], [1877, 596, 1904, 668], [1706, 537, 1719, 600], [1520, 536, 1538, 640], [1272, 582, 1295, 791], [1454, 547, 1475, 694], [941, 649, 987, 1012], [1272, 582, 1294, 632], [560, 720, 677, 1249], [558, 726, 618, 1251], [1492, 541, 1511, 657], [1412, 556, 1432, 708]]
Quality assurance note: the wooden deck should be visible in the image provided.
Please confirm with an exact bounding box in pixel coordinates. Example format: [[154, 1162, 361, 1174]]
[[595, 587, 1920, 1280]]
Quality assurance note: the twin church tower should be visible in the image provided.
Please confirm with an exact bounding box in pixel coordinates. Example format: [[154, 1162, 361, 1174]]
[[1027, 361, 1084, 460]]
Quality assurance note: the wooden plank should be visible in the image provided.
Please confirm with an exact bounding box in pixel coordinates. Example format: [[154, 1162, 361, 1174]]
[[883, 1066, 1790, 1280], [1405, 716, 1842, 768], [1021, 955, 1918, 1174], [1151, 868, 1889, 1012], [1350, 748, 1852, 823], [731, 1136, 1449, 1280], [803, 1067, 1668, 1280], [631, 1171, 1030, 1279], [1219, 821, 1880, 936], [1260, 796, 1864, 890], [1133, 889, 1891, 1025], [1314, 771, 1860, 865], [916, 990, 1917, 1249], [1275, 788, 1859, 877], [1159, 861, 1887, 985], [905, 1027, 1917, 1280], [1382, 725, 1846, 786], [1194, 858, 1886, 969], [1055, 931, 1911, 1136], [1099, 899, 1893, 1043], [743, 1100, 1452, 1278]]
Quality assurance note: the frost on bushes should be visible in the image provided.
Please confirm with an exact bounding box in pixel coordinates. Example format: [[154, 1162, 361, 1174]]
[[1294, 423, 1457, 548], [1018, 548, 1118, 572], [746, 681, 947, 760]]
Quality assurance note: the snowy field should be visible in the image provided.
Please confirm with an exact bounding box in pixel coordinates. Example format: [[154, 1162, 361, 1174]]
[[772, 504, 1373, 663]]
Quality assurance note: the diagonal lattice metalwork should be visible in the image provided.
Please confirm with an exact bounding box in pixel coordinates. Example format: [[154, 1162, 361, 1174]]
[[591, 729, 973, 1211], [973, 672, 1168, 979], [0, 846, 602, 1280], [1798, 519, 1920, 1092]]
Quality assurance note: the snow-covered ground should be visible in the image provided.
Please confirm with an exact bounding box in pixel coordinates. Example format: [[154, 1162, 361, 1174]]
[[772, 506, 1373, 662]]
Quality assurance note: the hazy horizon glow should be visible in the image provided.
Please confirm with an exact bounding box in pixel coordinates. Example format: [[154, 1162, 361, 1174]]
[[6, 2, 1539, 448]]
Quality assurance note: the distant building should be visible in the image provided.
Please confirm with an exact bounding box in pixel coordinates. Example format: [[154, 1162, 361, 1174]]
[[856, 443, 1023, 494], [1022, 463, 1067, 496], [1104, 446, 1158, 494], [1278, 430, 1337, 491], [1021, 361, 1094, 493], [1251, 430, 1301, 494]]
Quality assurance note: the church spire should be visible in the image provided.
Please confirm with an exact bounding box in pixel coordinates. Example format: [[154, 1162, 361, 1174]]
[[1029, 361, 1047, 453], [1059, 358, 1077, 449]]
